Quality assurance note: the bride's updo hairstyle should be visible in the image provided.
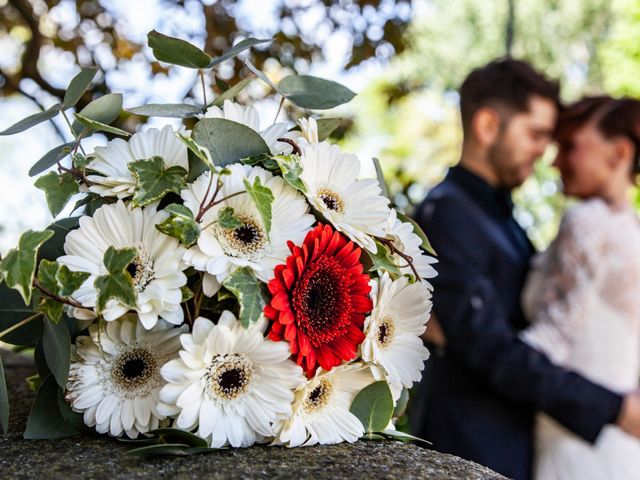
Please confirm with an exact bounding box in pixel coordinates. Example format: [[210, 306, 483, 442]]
[[556, 95, 640, 178]]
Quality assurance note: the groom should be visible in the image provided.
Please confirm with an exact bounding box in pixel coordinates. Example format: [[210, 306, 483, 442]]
[[408, 58, 640, 480]]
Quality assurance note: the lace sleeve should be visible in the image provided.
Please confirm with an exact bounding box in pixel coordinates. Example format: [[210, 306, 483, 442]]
[[521, 201, 607, 364]]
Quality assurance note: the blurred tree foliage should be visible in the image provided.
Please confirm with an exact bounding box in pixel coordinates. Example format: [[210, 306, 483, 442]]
[[346, 0, 640, 248]]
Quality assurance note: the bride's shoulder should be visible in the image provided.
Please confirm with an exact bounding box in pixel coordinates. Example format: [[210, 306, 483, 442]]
[[560, 198, 609, 232]]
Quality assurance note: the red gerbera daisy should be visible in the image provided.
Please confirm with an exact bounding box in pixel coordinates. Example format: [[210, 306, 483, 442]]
[[264, 223, 373, 377]]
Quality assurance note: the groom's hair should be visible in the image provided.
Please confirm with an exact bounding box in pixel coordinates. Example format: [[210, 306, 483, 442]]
[[459, 58, 560, 136]]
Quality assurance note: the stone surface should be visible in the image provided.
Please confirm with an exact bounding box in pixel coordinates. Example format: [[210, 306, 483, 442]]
[[0, 349, 506, 480]]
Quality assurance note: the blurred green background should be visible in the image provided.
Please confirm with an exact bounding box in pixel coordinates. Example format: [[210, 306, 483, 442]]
[[1, 0, 640, 252]]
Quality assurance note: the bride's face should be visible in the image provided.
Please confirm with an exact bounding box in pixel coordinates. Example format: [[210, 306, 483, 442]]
[[553, 121, 616, 198]]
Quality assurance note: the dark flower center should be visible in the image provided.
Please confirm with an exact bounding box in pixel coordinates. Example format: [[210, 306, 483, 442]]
[[234, 224, 260, 245], [304, 378, 333, 413], [376, 317, 395, 348], [112, 348, 158, 391], [206, 354, 253, 401], [125, 252, 155, 292], [317, 188, 344, 213]]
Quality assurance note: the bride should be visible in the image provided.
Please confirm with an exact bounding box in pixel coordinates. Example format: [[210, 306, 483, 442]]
[[521, 96, 640, 479]]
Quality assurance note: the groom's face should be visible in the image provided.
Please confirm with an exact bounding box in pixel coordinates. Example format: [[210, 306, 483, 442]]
[[488, 95, 557, 189]]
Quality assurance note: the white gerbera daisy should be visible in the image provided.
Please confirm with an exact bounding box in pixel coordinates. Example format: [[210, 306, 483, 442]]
[[274, 363, 375, 447], [361, 273, 431, 400], [181, 163, 314, 295], [298, 117, 319, 144], [58, 200, 187, 329], [65, 317, 186, 438], [87, 125, 188, 198], [204, 100, 294, 154], [298, 141, 390, 252], [385, 209, 438, 283], [158, 312, 305, 448]]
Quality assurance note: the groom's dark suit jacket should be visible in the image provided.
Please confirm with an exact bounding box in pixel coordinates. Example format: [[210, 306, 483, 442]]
[[408, 166, 622, 480]]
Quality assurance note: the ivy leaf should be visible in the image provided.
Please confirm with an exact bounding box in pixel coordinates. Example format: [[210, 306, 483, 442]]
[[273, 154, 306, 193], [128, 156, 187, 208], [222, 268, 269, 328], [0, 230, 54, 305], [278, 75, 356, 110], [242, 177, 273, 240], [34, 260, 64, 324], [42, 318, 71, 388], [72, 93, 123, 137], [63, 67, 98, 109], [147, 30, 211, 69], [208, 38, 271, 67], [34, 172, 80, 217], [365, 240, 402, 278], [217, 206, 244, 229], [349, 381, 394, 434], [181, 286, 194, 303], [0, 103, 62, 136], [155, 203, 200, 247], [56, 265, 90, 297], [0, 356, 8, 434], [192, 118, 270, 168], [28, 142, 77, 177], [208, 77, 253, 108], [72, 113, 130, 137], [396, 212, 437, 256], [176, 133, 214, 171], [127, 103, 202, 118], [94, 247, 137, 313]]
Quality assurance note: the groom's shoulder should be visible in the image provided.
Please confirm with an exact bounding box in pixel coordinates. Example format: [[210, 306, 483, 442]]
[[413, 178, 480, 229]]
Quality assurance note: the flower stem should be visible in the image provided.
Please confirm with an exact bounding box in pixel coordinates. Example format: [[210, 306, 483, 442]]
[[0, 312, 43, 340], [33, 279, 90, 310], [277, 137, 302, 156], [273, 96, 285, 125], [376, 237, 421, 282], [199, 69, 208, 107]]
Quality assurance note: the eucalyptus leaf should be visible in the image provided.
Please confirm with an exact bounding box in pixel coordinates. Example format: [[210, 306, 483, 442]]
[[396, 212, 437, 256], [1, 229, 54, 305], [72, 93, 123, 137], [372, 157, 390, 200], [155, 203, 200, 247], [24, 375, 78, 439], [42, 318, 71, 388], [380, 429, 432, 445], [127, 103, 202, 118], [150, 427, 208, 447], [208, 77, 253, 108], [126, 443, 191, 456], [128, 156, 187, 208], [34, 172, 80, 217], [349, 381, 395, 434], [0, 284, 43, 346], [217, 206, 244, 229], [208, 38, 270, 67], [393, 388, 410, 418], [243, 59, 279, 92], [316, 118, 342, 140], [94, 246, 137, 313], [242, 177, 273, 239], [0, 103, 62, 136], [63, 68, 98, 109], [28, 142, 77, 177], [366, 239, 402, 278], [273, 154, 306, 192], [72, 113, 130, 137], [38, 217, 79, 262], [148, 30, 211, 69], [279, 75, 356, 110], [222, 268, 269, 328], [193, 118, 270, 167], [0, 356, 8, 435]]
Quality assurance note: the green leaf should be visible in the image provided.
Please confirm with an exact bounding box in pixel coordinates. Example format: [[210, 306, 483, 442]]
[[148, 30, 211, 69], [217, 206, 244, 229], [34, 172, 80, 217], [181, 286, 194, 303], [372, 157, 390, 200], [396, 212, 437, 256], [0, 103, 62, 136], [128, 156, 187, 208], [24, 375, 78, 439], [38, 218, 79, 262], [243, 59, 279, 92], [72, 113, 130, 137], [42, 318, 71, 388], [192, 118, 270, 168], [155, 203, 200, 247], [1, 230, 54, 305], [72, 93, 123, 137], [222, 268, 269, 328], [243, 177, 274, 239], [393, 388, 410, 418], [273, 154, 306, 192], [279, 75, 356, 110], [0, 284, 43, 346], [349, 381, 395, 434], [0, 356, 8, 435], [366, 239, 402, 278], [208, 38, 271, 68], [56, 265, 90, 297], [208, 77, 253, 108], [94, 246, 137, 313], [177, 133, 214, 170], [35, 260, 64, 324], [127, 103, 202, 118], [28, 142, 77, 177], [380, 429, 432, 445], [316, 118, 342, 141], [63, 68, 98, 109], [126, 443, 191, 457], [150, 428, 208, 447]]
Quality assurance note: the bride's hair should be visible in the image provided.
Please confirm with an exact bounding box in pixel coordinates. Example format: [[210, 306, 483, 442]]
[[556, 96, 640, 177]]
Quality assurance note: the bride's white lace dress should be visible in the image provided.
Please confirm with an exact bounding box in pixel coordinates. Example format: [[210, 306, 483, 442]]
[[521, 198, 640, 480]]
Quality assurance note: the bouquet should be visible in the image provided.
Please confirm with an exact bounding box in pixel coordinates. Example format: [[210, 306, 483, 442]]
[[0, 30, 437, 453]]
